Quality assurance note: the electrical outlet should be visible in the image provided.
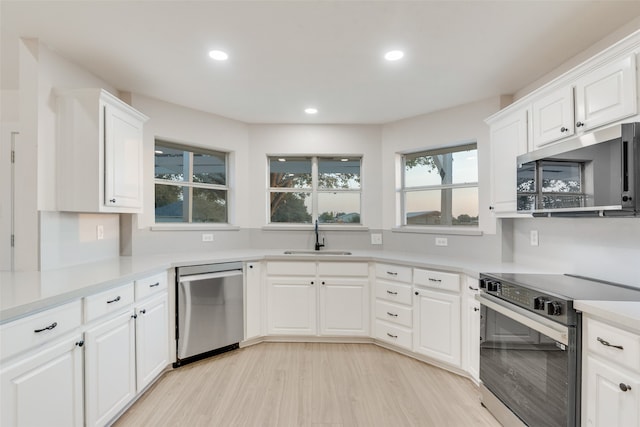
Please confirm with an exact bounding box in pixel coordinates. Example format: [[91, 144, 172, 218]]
[[96, 225, 104, 240], [530, 230, 539, 246], [202, 233, 214, 242], [371, 233, 383, 245], [435, 237, 448, 246]]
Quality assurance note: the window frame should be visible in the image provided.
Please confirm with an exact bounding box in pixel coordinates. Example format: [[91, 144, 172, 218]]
[[400, 143, 479, 228], [154, 140, 230, 225], [267, 155, 363, 225]]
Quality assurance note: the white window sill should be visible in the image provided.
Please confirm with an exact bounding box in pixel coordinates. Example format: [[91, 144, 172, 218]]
[[262, 224, 369, 232], [392, 226, 483, 236], [150, 224, 241, 231]]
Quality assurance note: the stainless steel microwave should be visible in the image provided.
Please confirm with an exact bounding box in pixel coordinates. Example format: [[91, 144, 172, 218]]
[[516, 122, 639, 217]]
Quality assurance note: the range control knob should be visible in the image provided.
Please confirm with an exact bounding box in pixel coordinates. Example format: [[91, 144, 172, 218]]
[[487, 281, 501, 293], [546, 301, 562, 316], [534, 297, 547, 310]]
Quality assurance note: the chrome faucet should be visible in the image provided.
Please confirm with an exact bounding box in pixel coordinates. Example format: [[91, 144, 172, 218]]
[[314, 220, 325, 251]]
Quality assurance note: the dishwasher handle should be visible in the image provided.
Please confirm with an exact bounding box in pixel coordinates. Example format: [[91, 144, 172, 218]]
[[179, 270, 243, 283]]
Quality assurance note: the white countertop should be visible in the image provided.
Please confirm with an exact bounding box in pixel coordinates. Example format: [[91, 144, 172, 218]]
[[575, 300, 640, 332], [0, 248, 557, 323]]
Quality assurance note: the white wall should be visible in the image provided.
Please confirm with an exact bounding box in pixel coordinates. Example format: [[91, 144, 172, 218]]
[[379, 97, 506, 262]]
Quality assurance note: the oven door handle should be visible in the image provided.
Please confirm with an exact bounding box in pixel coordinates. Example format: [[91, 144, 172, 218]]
[[476, 293, 569, 346]]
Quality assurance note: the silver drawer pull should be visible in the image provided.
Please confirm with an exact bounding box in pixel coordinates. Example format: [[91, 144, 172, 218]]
[[34, 322, 58, 333], [386, 332, 398, 339], [150, 282, 160, 288], [386, 271, 398, 276], [107, 296, 121, 304], [386, 290, 398, 295], [468, 286, 479, 291], [428, 278, 442, 282], [597, 337, 624, 350], [386, 312, 398, 317], [620, 383, 632, 392]]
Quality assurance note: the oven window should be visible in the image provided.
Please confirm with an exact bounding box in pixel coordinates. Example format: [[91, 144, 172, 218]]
[[480, 306, 570, 427]]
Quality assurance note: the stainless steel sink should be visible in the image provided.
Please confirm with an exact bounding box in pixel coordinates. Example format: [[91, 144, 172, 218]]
[[283, 250, 352, 255]]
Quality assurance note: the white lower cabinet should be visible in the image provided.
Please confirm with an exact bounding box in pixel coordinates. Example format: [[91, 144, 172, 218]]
[[374, 264, 413, 350], [267, 277, 317, 335], [245, 262, 263, 340], [463, 296, 480, 382], [135, 292, 169, 391], [85, 309, 137, 427], [319, 278, 369, 336], [1, 335, 84, 427]]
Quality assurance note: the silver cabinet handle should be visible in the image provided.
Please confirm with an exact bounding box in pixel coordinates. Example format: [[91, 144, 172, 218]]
[[386, 312, 398, 317], [560, 126, 569, 132], [107, 296, 121, 304], [76, 340, 84, 347], [109, 198, 116, 203], [386, 290, 398, 295], [386, 332, 398, 339], [597, 337, 624, 350], [468, 286, 479, 291], [386, 271, 398, 276], [34, 322, 57, 333], [474, 307, 480, 312], [140, 309, 146, 314], [149, 282, 160, 288], [428, 278, 442, 283], [576, 121, 585, 127], [620, 383, 632, 392]]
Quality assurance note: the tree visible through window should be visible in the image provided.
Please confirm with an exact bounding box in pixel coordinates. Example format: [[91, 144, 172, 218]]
[[401, 144, 478, 226], [155, 141, 228, 223], [269, 156, 361, 224]]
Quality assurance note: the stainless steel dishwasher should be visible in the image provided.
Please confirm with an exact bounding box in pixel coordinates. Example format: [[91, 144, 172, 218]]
[[174, 262, 244, 367]]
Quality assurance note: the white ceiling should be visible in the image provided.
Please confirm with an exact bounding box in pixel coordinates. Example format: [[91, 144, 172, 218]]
[[2, 1, 640, 124]]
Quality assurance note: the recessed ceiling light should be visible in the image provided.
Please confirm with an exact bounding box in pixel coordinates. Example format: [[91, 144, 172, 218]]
[[278, 158, 286, 162], [305, 107, 318, 114], [208, 50, 229, 61], [340, 158, 349, 162], [384, 50, 404, 61], [154, 150, 163, 154]]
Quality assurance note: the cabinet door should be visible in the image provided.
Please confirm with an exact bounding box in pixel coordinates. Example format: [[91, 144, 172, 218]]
[[489, 109, 528, 214], [575, 54, 637, 131], [85, 310, 136, 427], [413, 289, 461, 367], [464, 297, 481, 383], [531, 86, 575, 148], [1, 336, 84, 427], [319, 279, 369, 336], [245, 262, 263, 340], [135, 293, 169, 392], [584, 355, 639, 427], [267, 277, 316, 335], [104, 103, 143, 209]]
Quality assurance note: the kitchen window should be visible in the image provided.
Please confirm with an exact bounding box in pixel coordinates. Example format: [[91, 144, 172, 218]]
[[154, 141, 228, 223], [269, 156, 361, 224], [400, 143, 478, 226]]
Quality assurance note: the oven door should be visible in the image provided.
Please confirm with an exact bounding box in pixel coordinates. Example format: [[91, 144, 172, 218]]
[[477, 293, 578, 427]]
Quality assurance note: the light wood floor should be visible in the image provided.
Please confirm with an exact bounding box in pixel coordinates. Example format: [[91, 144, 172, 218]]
[[114, 342, 501, 427]]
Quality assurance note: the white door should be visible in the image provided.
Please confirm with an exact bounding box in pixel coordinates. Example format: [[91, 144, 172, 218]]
[[489, 109, 528, 214], [245, 262, 263, 340], [267, 277, 316, 335], [531, 85, 575, 148], [319, 279, 369, 336], [104, 104, 143, 209], [413, 288, 461, 367], [584, 355, 639, 427], [135, 293, 169, 392], [575, 54, 637, 131], [85, 310, 136, 427], [0, 336, 84, 427]]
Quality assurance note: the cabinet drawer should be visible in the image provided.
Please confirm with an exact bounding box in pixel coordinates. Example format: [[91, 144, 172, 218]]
[[586, 318, 640, 372], [375, 320, 412, 349], [267, 262, 316, 276], [1, 300, 82, 360], [135, 271, 168, 301], [375, 281, 412, 305], [375, 300, 412, 328], [375, 263, 412, 283], [84, 282, 135, 323], [414, 269, 460, 292], [318, 262, 368, 277]]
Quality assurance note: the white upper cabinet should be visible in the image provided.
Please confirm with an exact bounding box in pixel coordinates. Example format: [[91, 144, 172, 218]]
[[56, 89, 148, 213], [488, 108, 528, 214], [575, 53, 637, 132], [531, 86, 575, 149]]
